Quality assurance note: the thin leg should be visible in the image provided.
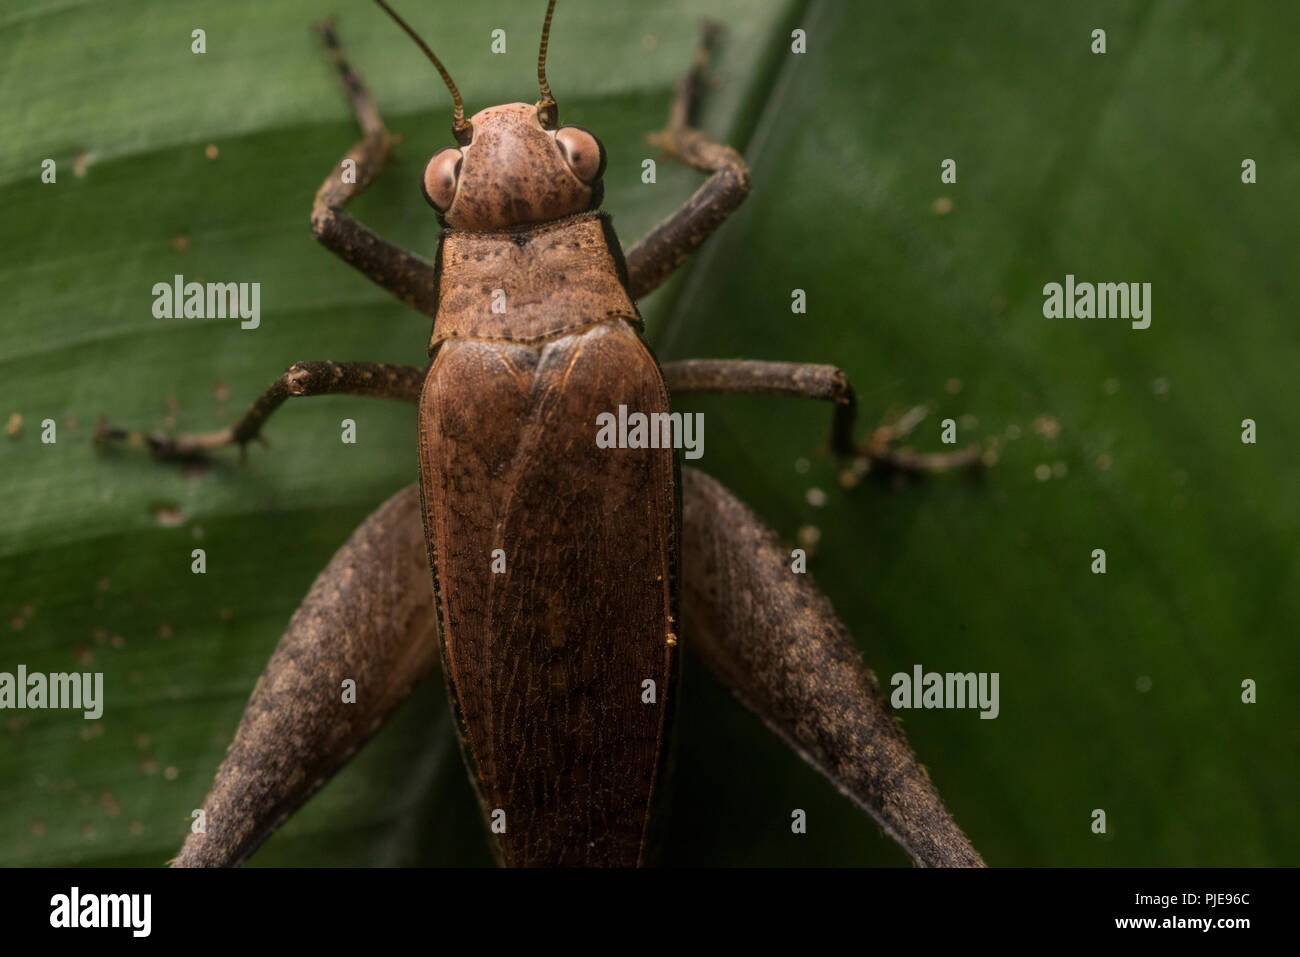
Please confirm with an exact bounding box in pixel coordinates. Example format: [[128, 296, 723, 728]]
[[95, 361, 425, 460], [863, 403, 983, 476], [311, 21, 440, 317], [174, 483, 438, 867], [663, 358, 981, 475], [680, 467, 984, 867], [625, 22, 751, 301], [663, 359, 857, 456]]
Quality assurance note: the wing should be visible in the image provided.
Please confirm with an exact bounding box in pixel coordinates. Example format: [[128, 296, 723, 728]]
[[418, 322, 678, 867]]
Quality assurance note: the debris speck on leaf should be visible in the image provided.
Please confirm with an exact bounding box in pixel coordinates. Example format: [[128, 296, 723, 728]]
[[152, 504, 185, 527]]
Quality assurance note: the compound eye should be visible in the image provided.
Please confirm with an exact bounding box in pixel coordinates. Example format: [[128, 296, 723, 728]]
[[422, 147, 463, 210], [555, 126, 603, 184]]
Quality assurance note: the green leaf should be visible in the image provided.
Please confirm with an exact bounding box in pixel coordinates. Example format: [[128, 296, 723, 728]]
[[656, 0, 1299, 865], [2, 0, 1295, 867]]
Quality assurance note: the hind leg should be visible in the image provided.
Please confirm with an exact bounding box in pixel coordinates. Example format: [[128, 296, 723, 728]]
[[174, 483, 437, 867], [680, 467, 983, 867]]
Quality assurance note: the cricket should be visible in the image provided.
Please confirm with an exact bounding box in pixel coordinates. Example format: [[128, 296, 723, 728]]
[[98, 0, 983, 867]]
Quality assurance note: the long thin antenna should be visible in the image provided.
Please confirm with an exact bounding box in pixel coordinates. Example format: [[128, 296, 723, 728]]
[[536, 0, 559, 129], [373, 0, 473, 144]]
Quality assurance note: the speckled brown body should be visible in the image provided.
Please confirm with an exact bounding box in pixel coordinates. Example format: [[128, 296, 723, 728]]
[[418, 212, 678, 866]]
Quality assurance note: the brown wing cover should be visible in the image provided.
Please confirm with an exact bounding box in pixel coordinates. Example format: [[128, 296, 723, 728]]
[[418, 216, 677, 866]]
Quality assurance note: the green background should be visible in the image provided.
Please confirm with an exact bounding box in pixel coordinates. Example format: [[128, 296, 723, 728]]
[[1, 0, 1295, 866]]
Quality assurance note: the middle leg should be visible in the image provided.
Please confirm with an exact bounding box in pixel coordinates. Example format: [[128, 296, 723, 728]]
[[663, 358, 857, 456], [662, 358, 982, 475], [96, 361, 425, 461]]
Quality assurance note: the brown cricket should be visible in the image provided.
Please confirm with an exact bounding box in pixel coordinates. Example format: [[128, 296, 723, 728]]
[[101, 0, 983, 867]]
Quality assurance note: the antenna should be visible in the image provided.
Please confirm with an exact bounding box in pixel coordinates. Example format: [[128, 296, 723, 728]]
[[536, 0, 559, 129], [374, 0, 473, 144]]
